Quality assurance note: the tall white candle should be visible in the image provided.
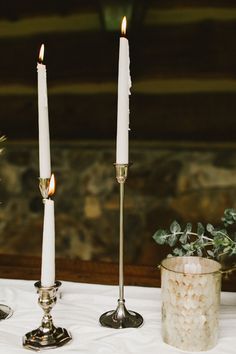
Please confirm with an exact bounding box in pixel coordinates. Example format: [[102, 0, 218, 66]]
[[41, 174, 55, 287], [116, 16, 131, 164], [37, 44, 51, 179]]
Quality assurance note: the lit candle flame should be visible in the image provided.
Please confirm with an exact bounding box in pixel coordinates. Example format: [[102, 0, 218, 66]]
[[48, 173, 55, 197], [39, 44, 45, 63], [121, 16, 127, 36]]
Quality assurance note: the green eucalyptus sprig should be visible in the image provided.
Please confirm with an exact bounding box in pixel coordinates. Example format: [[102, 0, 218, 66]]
[[153, 209, 236, 260]]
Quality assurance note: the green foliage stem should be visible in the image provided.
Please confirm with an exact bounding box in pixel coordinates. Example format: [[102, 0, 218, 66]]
[[153, 209, 236, 260]]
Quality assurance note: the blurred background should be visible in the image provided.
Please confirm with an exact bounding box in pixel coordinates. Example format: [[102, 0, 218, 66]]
[[0, 0, 236, 266]]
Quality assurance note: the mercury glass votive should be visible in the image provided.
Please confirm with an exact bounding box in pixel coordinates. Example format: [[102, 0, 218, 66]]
[[161, 256, 221, 352]]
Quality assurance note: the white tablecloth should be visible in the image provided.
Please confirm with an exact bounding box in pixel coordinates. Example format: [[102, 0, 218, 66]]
[[0, 278, 235, 353]]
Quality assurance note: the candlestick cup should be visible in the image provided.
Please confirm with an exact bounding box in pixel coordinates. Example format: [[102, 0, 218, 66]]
[[39, 177, 50, 199]]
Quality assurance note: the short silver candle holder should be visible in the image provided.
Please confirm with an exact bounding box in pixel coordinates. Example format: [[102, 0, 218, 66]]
[[99, 163, 143, 329], [23, 281, 72, 351], [0, 304, 13, 321]]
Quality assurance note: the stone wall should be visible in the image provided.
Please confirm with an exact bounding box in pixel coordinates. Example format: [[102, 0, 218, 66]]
[[1, 140, 236, 266]]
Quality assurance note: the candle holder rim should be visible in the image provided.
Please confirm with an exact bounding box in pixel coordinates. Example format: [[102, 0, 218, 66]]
[[34, 280, 61, 290], [113, 162, 133, 167], [161, 256, 222, 275]]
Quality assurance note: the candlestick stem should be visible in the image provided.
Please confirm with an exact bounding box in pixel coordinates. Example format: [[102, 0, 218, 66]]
[[99, 164, 143, 329], [119, 181, 124, 301]]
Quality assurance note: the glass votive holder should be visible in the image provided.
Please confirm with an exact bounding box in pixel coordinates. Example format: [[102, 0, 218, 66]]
[[161, 256, 221, 352]]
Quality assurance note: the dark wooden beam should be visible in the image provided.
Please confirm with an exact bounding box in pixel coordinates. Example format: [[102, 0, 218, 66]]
[[0, 1, 99, 20], [130, 24, 236, 79], [0, 2, 235, 143], [0, 93, 235, 141], [0, 22, 236, 85], [0, 253, 160, 287], [149, 0, 236, 9], [1, 0, 236, 22], [0, 254, 234, 291], [131, 93, 236, 142]]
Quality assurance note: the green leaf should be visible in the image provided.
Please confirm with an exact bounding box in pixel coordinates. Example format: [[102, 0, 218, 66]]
[[222, 208, 236, 226], [179, 232, 187, 244], [152, 229, 168, 245], [223, 246, 232, 254], [185, 223, 192, 233], [213, 230, 230, 246], [197, 222, 205, 236], [207, 250, 214, 257], [185, 249, 195, 256], [225, 209, 236, 219], [182, 243, 191, 251], [230, 246, 236, 255], [206, 224, 214, 233], [197, 247, 203, 257], [168, 234, 178, 247], [179, 223, 192, 244], [173, 248, 184, 256], [170, 221, 181, 234]]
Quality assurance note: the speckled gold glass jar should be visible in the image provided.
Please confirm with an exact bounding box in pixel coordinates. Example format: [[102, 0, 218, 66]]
[[161, 256, 221, 352]]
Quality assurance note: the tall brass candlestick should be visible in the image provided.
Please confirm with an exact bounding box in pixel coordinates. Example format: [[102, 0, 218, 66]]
[[99, 164, 143, 329]]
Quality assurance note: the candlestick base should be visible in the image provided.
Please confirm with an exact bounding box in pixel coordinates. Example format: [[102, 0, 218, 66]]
[[0, 304, 13, 320], [23, 326, 71, 351], [23, 281, 72, 351], [99, 299, 143, 329]]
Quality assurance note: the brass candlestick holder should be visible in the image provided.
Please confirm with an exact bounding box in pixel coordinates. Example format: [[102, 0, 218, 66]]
[[23, 281, 72, 351], [39, 177, 50, 199], [0, 304, 13, 321], [99, 164, 143, 329], [23, 177, 71, 350]]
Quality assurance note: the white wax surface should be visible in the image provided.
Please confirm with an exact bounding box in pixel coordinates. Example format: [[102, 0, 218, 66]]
[[37, 62, 51, 178], [116, 37, 131, 164], [41, 198, 55, 287]]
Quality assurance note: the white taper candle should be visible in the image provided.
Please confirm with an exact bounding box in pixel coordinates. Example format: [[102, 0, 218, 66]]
[[116, 17, 131, 164], [37, 44, 51, 179], [41, 174, 55, 287]]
